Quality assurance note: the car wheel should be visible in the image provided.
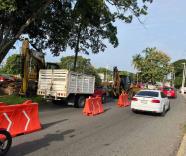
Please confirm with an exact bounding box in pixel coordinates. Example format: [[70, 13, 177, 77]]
[[161, 106, 166, 117], [167, 102, 170, 111], [132, 109, 138, 114]]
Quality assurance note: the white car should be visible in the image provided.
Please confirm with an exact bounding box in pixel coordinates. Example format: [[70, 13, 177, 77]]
[[180, 87, 186, 94], [131, 90, 170, 116]]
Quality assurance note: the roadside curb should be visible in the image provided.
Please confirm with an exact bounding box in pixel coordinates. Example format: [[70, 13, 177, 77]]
[[177, 134, 186, 156]]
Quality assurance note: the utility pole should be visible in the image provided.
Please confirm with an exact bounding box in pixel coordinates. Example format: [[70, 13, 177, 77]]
[[181, 63, 186, 94], [172, 67, 175, 87]]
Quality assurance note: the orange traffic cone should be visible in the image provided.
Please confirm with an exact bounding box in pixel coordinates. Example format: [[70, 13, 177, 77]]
[[117, 93, 125, 107]]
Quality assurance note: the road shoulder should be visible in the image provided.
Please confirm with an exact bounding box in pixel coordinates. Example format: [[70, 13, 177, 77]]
[[177, 94, 186, 156], [177, 134, 186, 156]]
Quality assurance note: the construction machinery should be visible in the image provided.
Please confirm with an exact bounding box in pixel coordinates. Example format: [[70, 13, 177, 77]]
[[112, 66, 140, 98], [20, 39, 59, 96]]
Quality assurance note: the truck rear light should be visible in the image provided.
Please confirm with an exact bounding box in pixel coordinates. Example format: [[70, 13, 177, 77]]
[[132, 97, 138, 101], [151, 99, 160, 103]]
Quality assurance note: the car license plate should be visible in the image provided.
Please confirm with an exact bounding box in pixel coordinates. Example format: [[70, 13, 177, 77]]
[[141, 100, 147, 104], [168, 93, 171, 96]]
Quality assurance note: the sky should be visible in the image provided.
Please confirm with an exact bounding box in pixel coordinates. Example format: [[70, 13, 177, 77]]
[[6, 0, 186, 73]]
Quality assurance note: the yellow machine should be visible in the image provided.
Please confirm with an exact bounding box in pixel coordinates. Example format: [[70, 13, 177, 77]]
[[20, 39, 59, 96], [112, 66, 141, 98]]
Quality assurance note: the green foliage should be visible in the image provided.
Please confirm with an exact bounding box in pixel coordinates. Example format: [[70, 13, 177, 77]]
[[172, 59, 186, 88], [119, 71, 129, 76], [96, 67, 112, 81], [2, 54, 21, 75], [0, 0, 16, 12], [60, 56, 101, 85], [0, 0, 153, 63], [132, 47, 172, 83], [0, 95, 42, 105]]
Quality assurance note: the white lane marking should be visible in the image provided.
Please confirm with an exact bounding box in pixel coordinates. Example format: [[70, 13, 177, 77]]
[[22, 111, 30, 131], [3, 113, 12, 131]]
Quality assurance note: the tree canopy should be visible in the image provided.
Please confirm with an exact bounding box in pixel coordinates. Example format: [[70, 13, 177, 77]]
[[0, 54, 21, 75], [172, 59, 186, 88], [60, 55, 101, 85], [0, 0, 153, 63], [132, 47, 172, 83], [96, 67, 113, 81]]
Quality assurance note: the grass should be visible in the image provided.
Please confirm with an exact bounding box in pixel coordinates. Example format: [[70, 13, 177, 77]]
[[184, 124, 186, 134], [0, 95, 43, 105]]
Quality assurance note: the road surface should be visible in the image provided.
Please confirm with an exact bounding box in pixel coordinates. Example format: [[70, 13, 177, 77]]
[[7, 94, 186, 156]]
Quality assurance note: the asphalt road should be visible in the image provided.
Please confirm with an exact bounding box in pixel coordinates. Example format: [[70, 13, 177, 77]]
[[7, 93, 186, 156]]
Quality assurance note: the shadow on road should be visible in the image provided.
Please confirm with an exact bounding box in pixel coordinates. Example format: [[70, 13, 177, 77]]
[[42, 119, 68, 129], [134, 111, 161, 117], [39, 101, 74, 112], [8, 129, 75, 156], [104, 108, 111, 113]]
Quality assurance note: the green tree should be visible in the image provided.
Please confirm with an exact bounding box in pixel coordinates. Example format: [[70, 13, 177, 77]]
[[60, 56, 101, 85], [132, 47, 172, 83], [2, 54, 21, 74], [96, 67, 113, 81], [172, 59, 186, 88], [0, 0, 153, 63]]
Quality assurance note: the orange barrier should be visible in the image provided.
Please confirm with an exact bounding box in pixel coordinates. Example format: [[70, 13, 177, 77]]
[[0, 102, 7, 106], [117, 94, 125, 107], [0, 101, 42, 137], [124, 94, 131, 107], [83, 96, 104, 116], [117, 93, 131, 107]]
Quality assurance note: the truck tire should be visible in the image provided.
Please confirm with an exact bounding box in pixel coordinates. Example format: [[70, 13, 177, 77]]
[[74, 96, 86, 108]]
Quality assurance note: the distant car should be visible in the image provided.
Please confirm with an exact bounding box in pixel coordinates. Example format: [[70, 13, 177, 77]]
[[0, 74, 16, 85], [179, 87, 186, 94], [131, 90, 170, 116], [162, 86, 176, 98]]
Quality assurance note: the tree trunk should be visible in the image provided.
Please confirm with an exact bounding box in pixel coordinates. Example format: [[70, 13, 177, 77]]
[[73, 48, 79, 71], [73, 24, 82, 71], [0, 40, 16, 63]]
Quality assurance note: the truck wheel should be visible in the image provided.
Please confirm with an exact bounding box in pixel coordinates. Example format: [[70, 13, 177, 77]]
[[75, 96, 86, 108]]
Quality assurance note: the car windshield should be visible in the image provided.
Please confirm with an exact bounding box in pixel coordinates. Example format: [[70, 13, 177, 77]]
[[163, 87, 173, 91], [136, 91, 159, 97]]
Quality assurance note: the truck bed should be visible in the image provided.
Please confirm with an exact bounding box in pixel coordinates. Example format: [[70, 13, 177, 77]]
[[37, 69, 95, 98]]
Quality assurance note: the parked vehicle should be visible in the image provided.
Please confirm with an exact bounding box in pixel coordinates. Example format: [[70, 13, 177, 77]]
[[179, 87, 186, 94], [112, 66, 137, 98], [37, 69, 95, 108], [93, 86, 107, 103], [162, 86, 176, 98], [0, 75, 16, 85], [131, 90, 170, 116], [0, 129, 12, 156]]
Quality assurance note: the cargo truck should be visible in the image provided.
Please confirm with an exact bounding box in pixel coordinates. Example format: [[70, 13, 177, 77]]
[[37, 69, 95, 108]]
